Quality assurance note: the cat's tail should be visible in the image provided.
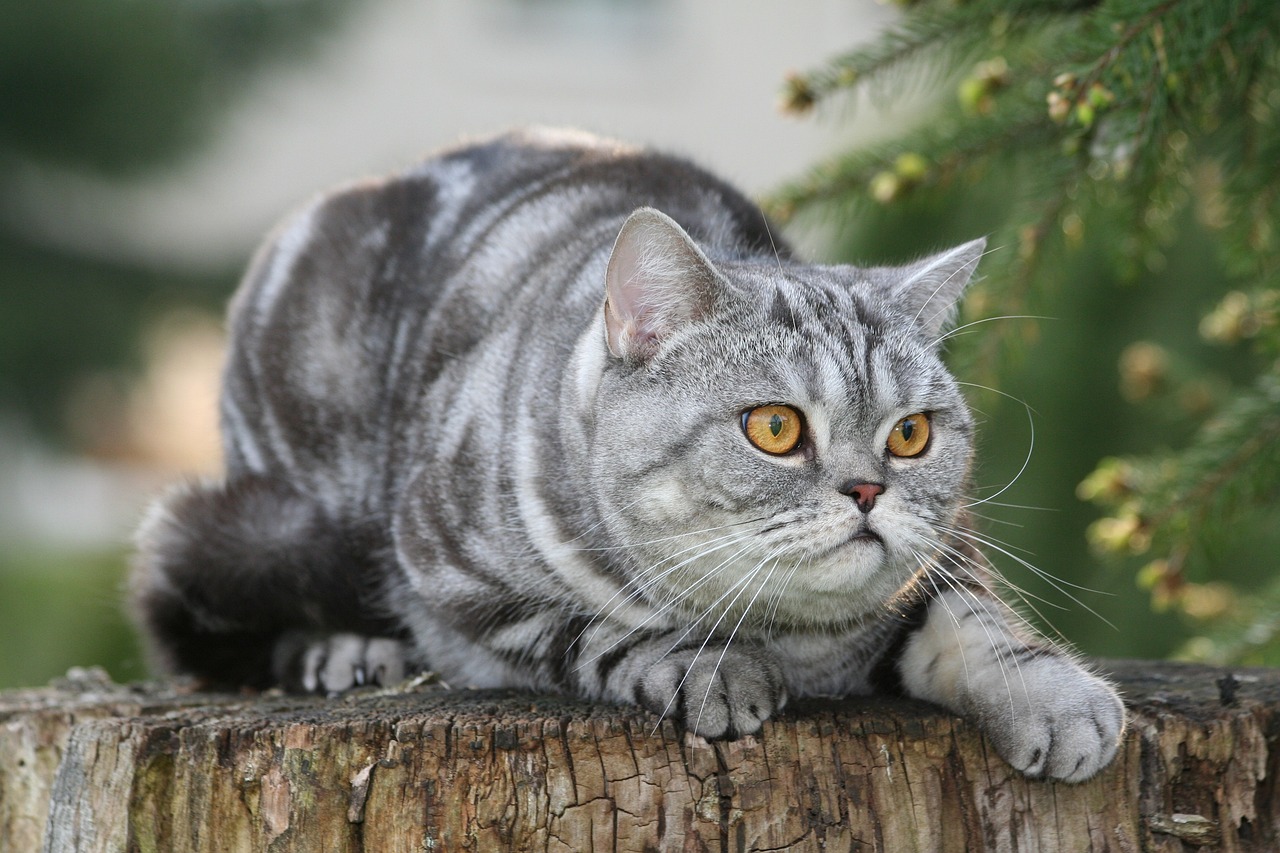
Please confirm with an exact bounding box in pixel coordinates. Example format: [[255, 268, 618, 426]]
[[130, 475, 401, 688]]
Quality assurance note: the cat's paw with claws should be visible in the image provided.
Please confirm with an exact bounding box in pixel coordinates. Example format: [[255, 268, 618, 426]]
[[636, 645, 787, 740], [275, 632, 409, 695], [979, 658, 1125, 783]]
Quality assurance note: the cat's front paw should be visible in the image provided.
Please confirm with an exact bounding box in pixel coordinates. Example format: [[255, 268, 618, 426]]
[[980, 657, 1125, 782], [275, 632, 409, 695], [636, 645, 787, 740]]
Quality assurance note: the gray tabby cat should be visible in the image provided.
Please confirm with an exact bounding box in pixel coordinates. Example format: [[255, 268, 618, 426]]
[[133, 128, 1124, 782]]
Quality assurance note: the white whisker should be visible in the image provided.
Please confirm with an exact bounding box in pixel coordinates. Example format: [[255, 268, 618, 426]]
[[763, 558, 805, 640], [933, 314, 1053, 348], [969, 499, 1058, 512], [568, 516, 768, 554], [955, 380, 1041, 416], [692, 554, 781, 735], [943, 525, 1117, 630], [649, 557, 772, 733], [962, 390, 1035, 511], [577, 532, 761, 661], [922, 553, 1030, 713], [914, 560, 973, 685], [912, 243, 1004, 332], [925, 532, 1072, 647]]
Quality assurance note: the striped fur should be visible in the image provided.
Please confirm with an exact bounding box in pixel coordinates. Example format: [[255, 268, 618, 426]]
[[132, 128, 1122, 780]]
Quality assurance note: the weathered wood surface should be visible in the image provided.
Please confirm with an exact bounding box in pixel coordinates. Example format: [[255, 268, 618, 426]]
[[1, 661, 1276, 852]]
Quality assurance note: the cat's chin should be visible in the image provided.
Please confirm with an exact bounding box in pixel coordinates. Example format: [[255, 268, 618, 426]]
[[781, 544, 912, 616], [796, 518, 888, 564]]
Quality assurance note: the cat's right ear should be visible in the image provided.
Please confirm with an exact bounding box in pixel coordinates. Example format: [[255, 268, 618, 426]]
[[603, 208, 719, 362]]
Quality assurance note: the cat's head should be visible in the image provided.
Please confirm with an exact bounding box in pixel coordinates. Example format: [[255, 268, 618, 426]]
[[583, 208, 983, 628]]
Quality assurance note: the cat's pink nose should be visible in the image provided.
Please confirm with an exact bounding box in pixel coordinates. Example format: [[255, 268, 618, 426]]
[[842, 481, 885, 514]]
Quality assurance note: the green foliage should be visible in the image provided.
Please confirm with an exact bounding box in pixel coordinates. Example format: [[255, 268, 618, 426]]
[[774, 0, 1280, 662]]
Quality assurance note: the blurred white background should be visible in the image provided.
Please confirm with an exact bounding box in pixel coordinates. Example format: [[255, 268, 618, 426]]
[[18, 0, 888, 272]]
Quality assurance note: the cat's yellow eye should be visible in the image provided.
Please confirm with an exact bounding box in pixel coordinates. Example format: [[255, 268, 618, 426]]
[[887, 413, 931, 458], [742, 405, 803, 455]]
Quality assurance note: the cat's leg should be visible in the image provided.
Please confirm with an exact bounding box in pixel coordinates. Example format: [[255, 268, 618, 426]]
[[576, 626, 788, 740], [132, 475, 410, 690], [891, 585, 1125, 782]]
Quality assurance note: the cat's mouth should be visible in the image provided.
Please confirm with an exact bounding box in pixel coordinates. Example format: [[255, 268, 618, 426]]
[[849, 526, 882, 546], [815, 524, 883, 558]]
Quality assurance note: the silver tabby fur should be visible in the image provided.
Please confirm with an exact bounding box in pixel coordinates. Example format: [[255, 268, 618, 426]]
[[133, 128, 1123, 781]]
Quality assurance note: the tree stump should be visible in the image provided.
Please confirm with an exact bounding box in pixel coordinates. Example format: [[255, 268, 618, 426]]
[[1, 660, 1276, 851]]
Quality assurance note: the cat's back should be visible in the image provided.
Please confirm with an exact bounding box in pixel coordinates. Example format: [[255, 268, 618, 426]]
[[217, 129, 777, 492], [230, 127, 777, 337], [226, 128, 635, 358]]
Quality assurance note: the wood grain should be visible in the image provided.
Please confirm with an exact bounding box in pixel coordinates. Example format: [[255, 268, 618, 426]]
[[2, 661, 1276, 851]]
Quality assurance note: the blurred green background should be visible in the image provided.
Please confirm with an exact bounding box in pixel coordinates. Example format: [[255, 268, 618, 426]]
[[3, 0, 1273, 690]]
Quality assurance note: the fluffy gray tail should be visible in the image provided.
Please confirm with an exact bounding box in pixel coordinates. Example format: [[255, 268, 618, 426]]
[[131, 475, 403, 688]]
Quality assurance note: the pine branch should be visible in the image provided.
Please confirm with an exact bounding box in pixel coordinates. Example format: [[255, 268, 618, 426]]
[[780, 0, 1089, 115], [768, 99, 1055, 220], [1083, 370, 1280, 573]]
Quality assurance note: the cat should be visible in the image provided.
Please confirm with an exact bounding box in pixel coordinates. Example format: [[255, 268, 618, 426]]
[[132, 127, 1124, 782]]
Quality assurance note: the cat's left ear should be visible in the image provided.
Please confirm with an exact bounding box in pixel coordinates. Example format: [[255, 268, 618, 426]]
[[887, 238, 986, 339], [603, 208, 721, 362]]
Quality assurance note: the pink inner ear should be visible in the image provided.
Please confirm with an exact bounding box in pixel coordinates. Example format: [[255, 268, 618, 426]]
[[602, 208, 717, 361], [603, 226, 653, 357], [606, 230, 647, 316], [603, 288, 658, 359]]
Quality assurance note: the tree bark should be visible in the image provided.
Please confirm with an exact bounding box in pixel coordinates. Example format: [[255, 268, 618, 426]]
[[1, 660, 1276, 852]]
